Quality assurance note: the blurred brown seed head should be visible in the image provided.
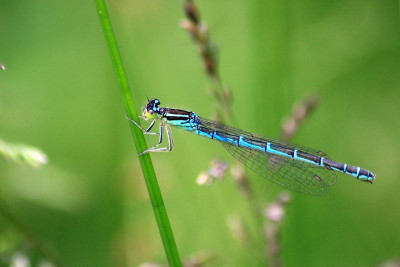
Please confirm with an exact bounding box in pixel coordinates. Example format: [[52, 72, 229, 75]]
[[183, 252, 216, 267], [265, 203, 285, 222], [196, 159, 229, 186], [208, 159, 229, 180], [180, 19, 197, 35], [281, 95, 319, 142], [139, 263, 163, 267], [196, 172, 213, 185], [226, 214, 249, 246], [184, 0, 200, 24], [264, 192, 291, 222], [231, 163, 252, 197]]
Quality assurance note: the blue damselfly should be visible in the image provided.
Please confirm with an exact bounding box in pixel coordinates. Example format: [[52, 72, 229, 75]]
[[127, 99, 375, 196]]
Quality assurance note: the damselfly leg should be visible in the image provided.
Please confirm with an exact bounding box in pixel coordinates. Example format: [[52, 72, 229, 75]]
[[127, 116, 174, 155], [126, 116, 158, 135]]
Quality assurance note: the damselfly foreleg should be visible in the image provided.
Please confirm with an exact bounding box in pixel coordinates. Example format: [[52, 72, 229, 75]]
[[126, 116, 159, 135]]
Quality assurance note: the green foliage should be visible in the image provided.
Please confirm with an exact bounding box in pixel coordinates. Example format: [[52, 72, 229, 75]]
[[0, 139, 48, 168]]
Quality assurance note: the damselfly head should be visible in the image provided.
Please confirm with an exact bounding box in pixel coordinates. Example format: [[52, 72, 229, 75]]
[[143, 99, 161, 119]]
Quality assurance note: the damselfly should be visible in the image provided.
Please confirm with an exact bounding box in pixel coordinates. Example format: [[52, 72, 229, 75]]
[[127, 99, 375, 196]]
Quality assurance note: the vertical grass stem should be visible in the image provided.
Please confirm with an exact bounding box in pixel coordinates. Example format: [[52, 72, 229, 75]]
[[94, 1, 182, 265]]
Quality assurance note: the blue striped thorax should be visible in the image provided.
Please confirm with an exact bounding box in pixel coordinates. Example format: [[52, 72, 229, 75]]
[[143, 99, 198, 129]]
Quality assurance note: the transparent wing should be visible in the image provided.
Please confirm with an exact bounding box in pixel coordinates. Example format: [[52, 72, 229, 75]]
[[223, 143, 337, 195], [198, 117, 337, 194]]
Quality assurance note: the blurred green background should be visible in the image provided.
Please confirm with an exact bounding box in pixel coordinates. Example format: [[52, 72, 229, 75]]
[[1, 0, 400, 266]]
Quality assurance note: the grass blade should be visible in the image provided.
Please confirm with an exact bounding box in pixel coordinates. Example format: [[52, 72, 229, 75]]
[[94, 1, 182, 265]]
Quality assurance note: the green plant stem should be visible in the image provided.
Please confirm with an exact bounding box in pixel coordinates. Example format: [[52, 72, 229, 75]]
[[94, 1, 182, 266]]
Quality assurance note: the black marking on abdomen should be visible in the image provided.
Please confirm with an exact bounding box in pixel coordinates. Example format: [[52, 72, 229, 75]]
[[241, 137, 266, 149], [213, 131, 238, 144], [358, 168, 370, 178], [323, 158, 345, 172], [270, 144, 294, 157], [197, 125, 215, 138], [345, 165, 359, 176], [296, 150, 321, 164]]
